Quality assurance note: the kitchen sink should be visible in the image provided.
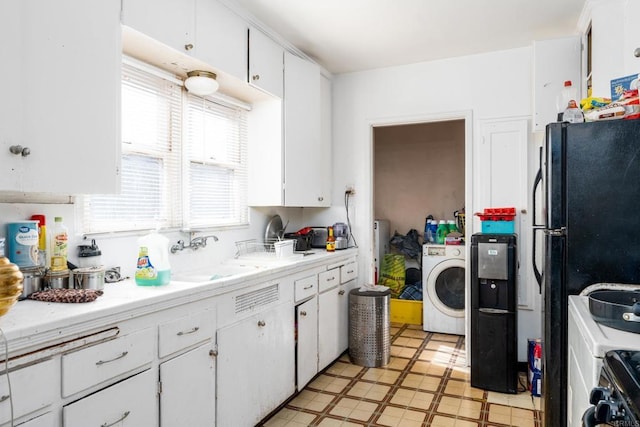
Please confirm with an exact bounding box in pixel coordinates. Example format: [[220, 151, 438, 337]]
[[171, 264, 264, 284]]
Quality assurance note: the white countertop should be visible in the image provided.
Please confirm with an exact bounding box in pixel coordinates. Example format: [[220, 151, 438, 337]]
[[568, 295, 640, 358], [0, 248, 358, 358]]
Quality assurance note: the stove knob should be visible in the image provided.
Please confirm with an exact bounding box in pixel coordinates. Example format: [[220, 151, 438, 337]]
[[595, 400, 621, 423], [589, 387, 610, 405]]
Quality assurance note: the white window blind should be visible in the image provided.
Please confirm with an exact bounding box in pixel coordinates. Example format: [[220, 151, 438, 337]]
[[185, 94, 248, 228], [81, 59, 248, 234]]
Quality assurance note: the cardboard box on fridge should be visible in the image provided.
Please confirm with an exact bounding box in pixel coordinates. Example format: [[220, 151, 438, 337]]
[[611, 73, 640, 101]]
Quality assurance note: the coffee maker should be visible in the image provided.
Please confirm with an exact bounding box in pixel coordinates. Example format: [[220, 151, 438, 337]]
[[333, 222, 349, 250]]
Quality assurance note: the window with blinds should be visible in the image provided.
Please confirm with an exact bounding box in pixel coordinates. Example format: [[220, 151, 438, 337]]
[[81, 59, 248, 234]]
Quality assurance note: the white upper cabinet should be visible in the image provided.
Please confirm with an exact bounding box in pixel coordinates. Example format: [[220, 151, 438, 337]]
[[533, 36, 581, 132], [283, 51, 327, 206], [248, 27, 284, 98], [0, 0, 121, 194], [122, 0, 196, 55], [195, 0, 247, 81]]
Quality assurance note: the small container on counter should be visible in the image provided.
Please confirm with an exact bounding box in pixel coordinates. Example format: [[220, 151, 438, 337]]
[[72, 266, 105, 290], [19, 266, 45, 300], [77, 239, 102, 268], [44, 269, 70, 289]]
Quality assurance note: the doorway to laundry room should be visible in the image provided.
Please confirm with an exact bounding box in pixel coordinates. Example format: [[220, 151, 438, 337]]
[[372, 118, 467, 335]]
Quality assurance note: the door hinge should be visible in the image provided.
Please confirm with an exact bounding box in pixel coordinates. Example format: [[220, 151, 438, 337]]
[[158, 381, 162, 395]]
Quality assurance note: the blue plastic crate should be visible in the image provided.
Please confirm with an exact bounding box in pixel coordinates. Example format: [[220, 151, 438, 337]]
[[481, 220, 514, 234]]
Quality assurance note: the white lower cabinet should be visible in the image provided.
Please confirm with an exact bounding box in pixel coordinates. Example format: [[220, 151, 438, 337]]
[[296, 296, 318, 390], [63, 369, 157, 427], [15, 412, 56, 427], [217, 302, 295, 426], [0, 358, 59, 425], [160, 342, 215, 427]]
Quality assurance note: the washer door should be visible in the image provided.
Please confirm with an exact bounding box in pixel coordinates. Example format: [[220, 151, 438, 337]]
[[426, 258, 465, 318]]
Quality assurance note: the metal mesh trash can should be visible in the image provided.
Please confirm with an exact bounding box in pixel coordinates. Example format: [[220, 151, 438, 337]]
[[348, 288, 391, 367]]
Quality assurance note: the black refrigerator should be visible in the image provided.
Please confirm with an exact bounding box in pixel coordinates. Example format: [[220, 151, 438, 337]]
[[532, 120, 640, 427]]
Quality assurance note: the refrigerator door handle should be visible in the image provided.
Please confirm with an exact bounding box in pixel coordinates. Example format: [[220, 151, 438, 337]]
[[532, 146, 544, 228], [478, 308, 511, 315], [532, 145, 545, 293]]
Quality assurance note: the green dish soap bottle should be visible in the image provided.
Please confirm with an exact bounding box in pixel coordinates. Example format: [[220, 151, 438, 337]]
[[135, 232, 171, 286]]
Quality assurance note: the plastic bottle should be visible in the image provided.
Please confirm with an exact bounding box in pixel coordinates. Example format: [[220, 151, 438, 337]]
[[135, 232, 171, 286], [436, 220, 448, 244], [428, 221, 438, 244], [326, 226, 336, 252], [447, 220, 459, 234], [556, 80, 577, 121], [424, 218, 432, 243], [50, 217, 68, 271], [563, 100, 584, 123], [30, 214, 47, 267]]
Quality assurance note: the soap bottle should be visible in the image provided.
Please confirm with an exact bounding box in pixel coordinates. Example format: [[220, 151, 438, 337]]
[[424, 218, 432, 243], [436, 220, 448, 244], [556, 80, 577, 121], [135, 232, 171, 286], [428, 220, 438, 244], [447, 220, 458, 234], [50, 217, 68, 271]]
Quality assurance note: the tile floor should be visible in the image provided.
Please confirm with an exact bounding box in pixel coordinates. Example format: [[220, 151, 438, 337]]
[[264, 323, 541, 427]]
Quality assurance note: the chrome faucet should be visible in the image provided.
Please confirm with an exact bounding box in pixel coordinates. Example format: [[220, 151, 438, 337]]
[[171, 235, 219, 253]]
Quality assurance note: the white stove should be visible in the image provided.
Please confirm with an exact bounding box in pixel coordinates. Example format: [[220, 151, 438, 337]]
[[567, 295, 640, 426]]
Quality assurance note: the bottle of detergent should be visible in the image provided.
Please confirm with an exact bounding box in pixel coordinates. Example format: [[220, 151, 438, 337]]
[[428, 220, 438, 244], [436, 220, 448, 244], [135, 231, 171, 286]]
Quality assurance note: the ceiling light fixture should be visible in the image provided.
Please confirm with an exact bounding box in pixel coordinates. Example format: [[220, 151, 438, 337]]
[[184, 70, 219, 96]]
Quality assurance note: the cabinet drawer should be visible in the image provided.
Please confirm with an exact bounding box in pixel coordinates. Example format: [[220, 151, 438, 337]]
[[61, 328, 154, 397], [63, 369, 157, 427], [340, 262, 358, 284], [318, 269, 339, 293], [0, 358, 58, 425], [294, 275, 317, 302], [158, 309, 214, 358]]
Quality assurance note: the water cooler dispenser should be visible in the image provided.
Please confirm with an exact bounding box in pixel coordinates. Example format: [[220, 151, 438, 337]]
[[470, 233, 518, 394]]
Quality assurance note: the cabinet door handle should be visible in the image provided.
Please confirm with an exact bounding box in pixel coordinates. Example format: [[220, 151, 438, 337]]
[[209, 349, 218, 357], [300, 311, 307, 316], [0, 395, 9, 403], [252, 74, 260, 81], [101, 410, 130, 427], [347, 270, 354, 274], [327, 277, 336, 282], [95, 351, 128, 366], [303, 285, 313, 290], [184, 43, 194, 51], [177, 326, 200, 336], [338, 290, 345, 296], [318, 196, 323, 202], [257, 320, 266, 327]]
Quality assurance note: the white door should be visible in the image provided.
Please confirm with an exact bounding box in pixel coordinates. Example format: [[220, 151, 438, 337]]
[[296, 297, 318, 389], [160, 342, 215, 427], [318, 287, 340, 371]]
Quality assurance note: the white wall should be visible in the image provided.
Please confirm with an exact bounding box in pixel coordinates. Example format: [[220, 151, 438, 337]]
[[0, 202, 306, 278], [311, 46, 542, 361]]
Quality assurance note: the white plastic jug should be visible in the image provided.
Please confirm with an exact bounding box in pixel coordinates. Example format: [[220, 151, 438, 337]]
[[135, 232, 171, 286]]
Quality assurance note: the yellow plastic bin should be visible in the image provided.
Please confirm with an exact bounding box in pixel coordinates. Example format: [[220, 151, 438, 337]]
[[390, 298, 423, 325]]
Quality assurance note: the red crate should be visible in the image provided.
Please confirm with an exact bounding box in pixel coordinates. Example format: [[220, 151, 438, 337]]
[[474, 207, 516, 221]]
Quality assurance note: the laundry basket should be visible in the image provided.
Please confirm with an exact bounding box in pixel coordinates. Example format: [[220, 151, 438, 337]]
[[348, 288, 391, 367]]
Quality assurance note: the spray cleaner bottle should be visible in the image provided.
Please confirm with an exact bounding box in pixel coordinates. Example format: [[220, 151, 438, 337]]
[[135, 231, 171, 286]]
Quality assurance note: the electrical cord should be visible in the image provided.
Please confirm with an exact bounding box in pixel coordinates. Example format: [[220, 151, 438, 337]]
[[0, 327, 14, 427], [344, 191, 358, 248]]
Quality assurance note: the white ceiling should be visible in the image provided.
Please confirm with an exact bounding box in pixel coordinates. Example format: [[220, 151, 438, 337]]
[[232, 0, 587, 74]]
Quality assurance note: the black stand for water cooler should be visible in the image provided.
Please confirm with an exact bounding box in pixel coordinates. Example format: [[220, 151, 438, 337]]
[[470, 233, 518, 394]]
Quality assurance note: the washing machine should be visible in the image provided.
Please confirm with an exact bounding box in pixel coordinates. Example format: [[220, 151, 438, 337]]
[[422, 244, 465, 335]]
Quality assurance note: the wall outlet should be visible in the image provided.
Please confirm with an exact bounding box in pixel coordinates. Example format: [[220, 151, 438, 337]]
[[345, 185, 355, 195]]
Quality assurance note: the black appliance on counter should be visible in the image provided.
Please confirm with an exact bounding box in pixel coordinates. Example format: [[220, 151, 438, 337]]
[[470, 233, 518, 393], [582, 350, 640, 426], [532, 120, 640, 427]]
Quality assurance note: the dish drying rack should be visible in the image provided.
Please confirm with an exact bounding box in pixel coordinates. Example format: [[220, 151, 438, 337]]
[[234, 239, 296, 259]]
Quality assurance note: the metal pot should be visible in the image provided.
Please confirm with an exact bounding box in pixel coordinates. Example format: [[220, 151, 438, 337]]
[[19, 266, 44, 300], [72, 267, 105, 290], [588, 290, 640, 333], [44, 269, 70, 289]]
